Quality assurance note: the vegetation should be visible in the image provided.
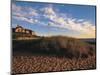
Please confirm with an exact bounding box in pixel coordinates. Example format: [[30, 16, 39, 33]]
[[12, 36, 96, 74], [13, 36, 95, 58]]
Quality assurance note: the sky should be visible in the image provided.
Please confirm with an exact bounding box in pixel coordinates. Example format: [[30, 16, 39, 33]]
[[12, 1, 96, 38]]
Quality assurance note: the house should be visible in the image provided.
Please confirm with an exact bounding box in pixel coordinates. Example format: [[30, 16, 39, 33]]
[[13, 25, 36, 35], [12, 25, 37, 39]]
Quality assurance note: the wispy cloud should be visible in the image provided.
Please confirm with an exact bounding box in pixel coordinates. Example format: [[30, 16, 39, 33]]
[[12, 3, 21, 12], [13, 16, 38, 24], [28, 8, 38, 16], [41, 6, 95, 38], [42, 6, 56, 15], [12, 3, 39, 24]]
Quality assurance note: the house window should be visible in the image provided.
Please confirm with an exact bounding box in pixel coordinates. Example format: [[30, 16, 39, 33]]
[[32, 32, 35, 35], [22, 29, 25, 33], [26, 30, 29, 34]]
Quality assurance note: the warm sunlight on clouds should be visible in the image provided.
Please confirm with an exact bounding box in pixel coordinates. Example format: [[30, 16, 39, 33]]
[[79, 32, 95, 38]]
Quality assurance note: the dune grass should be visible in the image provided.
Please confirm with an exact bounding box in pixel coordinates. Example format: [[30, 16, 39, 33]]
[[12, 36, 96, 74]]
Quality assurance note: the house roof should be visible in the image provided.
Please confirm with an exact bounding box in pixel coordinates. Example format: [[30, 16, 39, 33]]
[[16, 25, 23, 29]]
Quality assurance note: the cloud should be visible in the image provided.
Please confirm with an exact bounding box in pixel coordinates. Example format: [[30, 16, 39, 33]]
[[41, 6, 57, 21], [12, 3, 38, 24], [13, 15, 38, 24], [28, 8, 38, 16], [12, 12, 25, 17], [42, 6, 55, 15], [42, 6, 95, 38], [67, 19, 95, 37], [12, 3, 22, 12]]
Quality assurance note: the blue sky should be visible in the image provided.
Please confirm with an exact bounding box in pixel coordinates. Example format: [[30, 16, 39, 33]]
[[12, 1, 96, 38]]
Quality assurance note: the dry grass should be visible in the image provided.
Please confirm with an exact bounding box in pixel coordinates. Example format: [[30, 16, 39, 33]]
[[12, 55, 96, 74], [13, 36, 95, 58], [12, 36, 96, 74]]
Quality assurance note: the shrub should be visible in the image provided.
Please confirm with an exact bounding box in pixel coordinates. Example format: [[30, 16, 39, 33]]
[[13, 36, 95, 58]]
